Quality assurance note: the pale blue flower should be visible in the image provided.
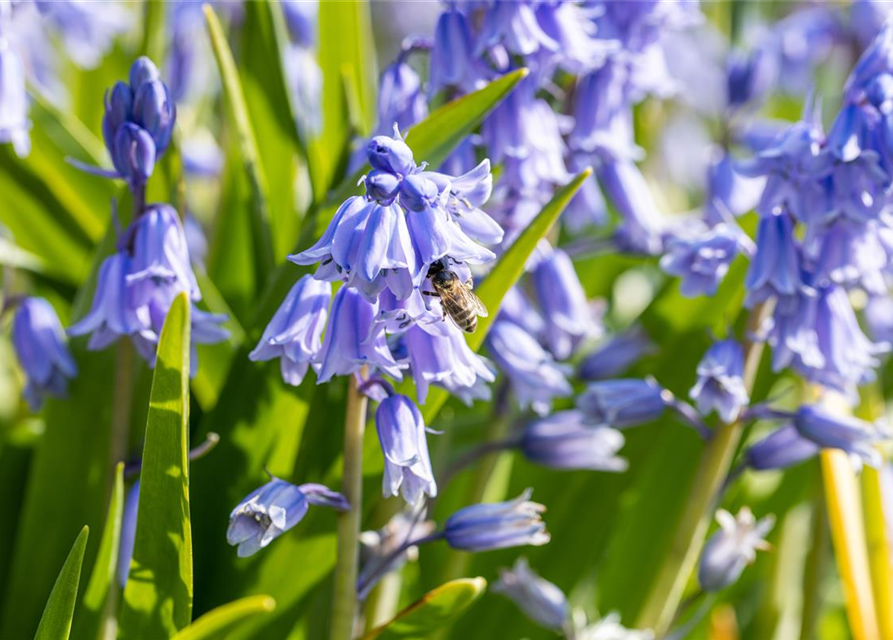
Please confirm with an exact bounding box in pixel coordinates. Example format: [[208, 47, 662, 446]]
[[660, 223, 745, 298], [577, 378, 667, 428], [444, 489, 550, 552], [690, 340, 749, 423], [493, 557, 569, 630], [794, 404, 887, 467], [0, 38, 30, 157], [375, 394, 436, 505], [12, 298, 77, 411], [521, 410, 628, 472], [699, 507, 774, 591], [745, 424, 819, 471]]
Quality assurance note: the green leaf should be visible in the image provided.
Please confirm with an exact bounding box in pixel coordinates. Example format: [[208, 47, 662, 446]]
[[204, 4, 275, 285], [363, 578, 487, 640], [71, 463, 125, 640], [119, 294, 193, 639], [140, 0, 166, 62], [419, 167, 592, 424], [171, 595, 277, 640], [240, 0, 306, 256], [310, 0, 377, 197], [34, 526, 89, 640]]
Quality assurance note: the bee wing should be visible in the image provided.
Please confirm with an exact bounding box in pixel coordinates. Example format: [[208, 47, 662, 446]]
[[466, 287, 489, 318]]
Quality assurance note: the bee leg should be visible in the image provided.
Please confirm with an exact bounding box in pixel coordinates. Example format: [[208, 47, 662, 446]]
[[442, 308, 447, 322], [422, 291, 438, 297]]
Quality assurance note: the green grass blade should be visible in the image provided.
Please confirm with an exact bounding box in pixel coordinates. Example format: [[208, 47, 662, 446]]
[[203, 4, 275, 282], [33, 526, 89, 640], [71, 463, 125, 640], [140, 0, 166, 62], [119, 294, 193, 639], [171, 595, 277, 640], [363, 578, 487, 640]]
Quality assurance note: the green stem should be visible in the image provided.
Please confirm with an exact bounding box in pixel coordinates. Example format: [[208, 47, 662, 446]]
[[330, 375, 368, 640], [110, 339, 134, 469], [800, 497, 828, 640], [635, 303, 770, 635]]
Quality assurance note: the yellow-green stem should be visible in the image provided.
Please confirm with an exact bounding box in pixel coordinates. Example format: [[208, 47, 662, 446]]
[[330, 375, 368, 640], [635, 303, 770, 635], [110, 340, 134, 469]]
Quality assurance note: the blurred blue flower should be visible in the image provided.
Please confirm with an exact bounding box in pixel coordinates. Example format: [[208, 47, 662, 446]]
[[117, 480, 139, 587], [597, 160, 665, 255], [521, 410, 628, 472], [745, 424, 819, 471], [12, 297, 77, 411], [429, 7, 490, 97], [249, 275, 331, 387], [126, 204, 200, 303], [744, 209, 802, 307], [377, 51, 428, 134], [851, 1, 890, 48], [498, 286, 545, 339], [486, 318, 572, 415], [493, 557, 569, 630], [443, 488, 550, 552], [794, 404, 887, 468], [531, 243, 596, 359], [375, 394, 436, 505], [726, 45, 778, 110], [227, 478, 349, 557], [0, 39, 30, 157], [34, 0, 130, 70], [660, 223, 745, 298], [316, 287, 405, 383], [183, 213, 208, 268], [803, 217, 889, 295], [698, 507, 774, 592], [690, 340, 749, 423], [703, 151, 764, 224], [579, 327, 654, 381], [475, 0, 558, 58], [403, 318, 494, 404], [577, 378, 667, 429], [282, 0, 317, 48]]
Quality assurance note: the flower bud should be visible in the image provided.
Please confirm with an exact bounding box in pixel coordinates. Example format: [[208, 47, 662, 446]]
[[364, 169, 401, 202], [746, 424, 819, 471], [129, 56, 161, 91], [793, 404, 887, 468], [493, 558, 569, 630], [577, 378, 667, 428], [112, 122, 156, 186], [398, 174, 440, 212], [367, 134, 416, 177], [132, 79, 175, 154], [521, 410, 627, 472], [443, 489, 550, 552], [102, 81, 133, 149]]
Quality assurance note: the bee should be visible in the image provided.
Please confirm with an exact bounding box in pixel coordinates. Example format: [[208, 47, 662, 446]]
[[423, 261, 488, 333]]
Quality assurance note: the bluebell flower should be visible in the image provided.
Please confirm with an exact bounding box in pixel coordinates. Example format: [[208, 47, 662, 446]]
[[575, 613, 654, 640], [475, 0, 558, 58], [569, 62, 636, 159], [316, 287, 405, 383], [726, 45, 778, 110], [493, 557, 569, 630], [564, 155, 608, 233], [183, 213, 209, 268], [403, 319, 495, 405], [12, 297, 77, 411], [0, 39, 30, 157], [34, 0, 129, 70], [249, 276, 331, 386], [690, 340, 749, 423], [850, 1, 890, 48], [423, 160, 504, 245], [498, 286, 545, 339], [793, 404, 887, 468], [534, 1, 612, 74], [577, 378, 667, 428], [227, 478, 349, 557], [375, 394, 436, 505], [745, 424, 820, 471], [429, 7, 490, 97], [282, 0, 318, 48], [126, 204, 200, 303], [765, 284, 886, 393], [531, 243, 597, 359], [597, 160, 665, 255], [744, 209, 802, 307], [284, 43, 323, 138], [579, 327, 655, 381], [521, 410, 628, 472], [803, 217, 889, 294], [698, 507, 774, 591], [443, 488, 550, 552], [486, 318, 572, 415], [772, 7, 845, 96], [660, 223, 746, 298], [117, 480, 139, 587], [377, 53, 428, 134], [703, 151, 764, 225], [865, 295, 893, 344]]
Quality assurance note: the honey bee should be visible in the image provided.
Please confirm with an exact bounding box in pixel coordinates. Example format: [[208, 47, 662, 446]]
[[424, 261, 488, 333]]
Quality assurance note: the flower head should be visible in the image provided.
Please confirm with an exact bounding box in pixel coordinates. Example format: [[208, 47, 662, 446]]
[[690, 340, 749, 423], [794, 404, 888, 468], [521, 411, 628, 472], [698, 507, 774, 591], [493, 557, 569, 630], [745, 208, 802, 307], [375, 394, 437, 505], [249, 276, 331, 386], [579, 327, 655, 381], [746, 424, 820, 471], [660, 223, 744, 298], [443, 488, 550, 552], [227, 478, 348, 557], [577, 378, 667, 428], [12, 298, 77, 411]]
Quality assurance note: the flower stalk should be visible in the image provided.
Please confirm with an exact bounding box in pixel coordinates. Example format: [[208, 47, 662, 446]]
[[330, 373, 369, 640]]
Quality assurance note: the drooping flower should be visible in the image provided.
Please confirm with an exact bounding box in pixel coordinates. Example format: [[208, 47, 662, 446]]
[[579, 327, 655, 381], [689, 340, 749, 423], [316, 287, 405, 383], [249, 276, 331, 386], [374, 394, 437, 505], [803, 217, 889, 295], [745, 424, 820, 471], [703, 151, 765, 224], [486, 318, 572, 415], [698, 507, 774, 592], [660, 223, 746, 298], [11, 297, 77, 411], [0, 38, 30, 157], [227, 478, 348, 557], [443, 488, 550, 552], [377, 48, 428, 134], [520, 411, 628, 472], [474, 0, 558, 59], [793, 404, 887, 468], [744, 208, 802, 307], [493, 557, 569, 630], [126, 204, 200, 303], [577, 378, 668, 428], [429, 7, 490, 97], [597, 160, 665, 255], [531, 243, 599, 360]]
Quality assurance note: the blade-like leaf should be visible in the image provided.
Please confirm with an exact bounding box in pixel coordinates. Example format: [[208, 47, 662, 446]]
[[419, 168, 592, 424], [34, 526, 89, 640], [119, 294, 193, 639], [363, 578, 487, 640], [171, 595, 277, 640], [204, 4, 275, 285], [71, 463, 125, 640], [310, 0, 376, 197]]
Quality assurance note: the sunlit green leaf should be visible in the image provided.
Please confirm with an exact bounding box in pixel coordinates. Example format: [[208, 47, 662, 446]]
[[34, 526, 89, 640], [172, 595, 277, 640]]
